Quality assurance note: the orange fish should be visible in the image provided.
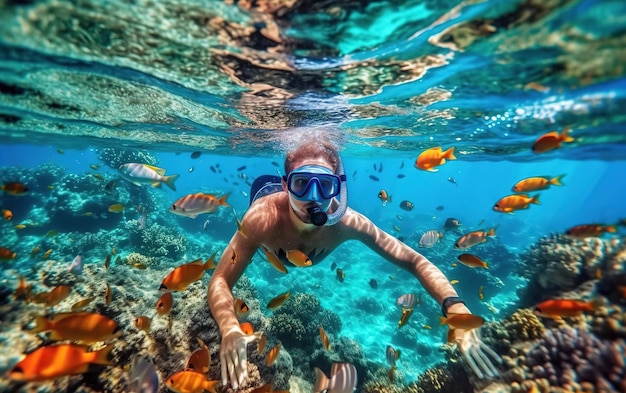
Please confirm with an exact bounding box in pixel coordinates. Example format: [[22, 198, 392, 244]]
[[262, 247, 287, 273], [415, 146, 456, 172], [532, 128, 574, 153], [240, 322, 254, 335], [105, 283, 112, 306], [454, 228, 496, 250], [457, 254, 488, 269], [0, 247, 16, 261], [565, 224, 617, 238], [3, 209, 12, 220], [156, 292, 173, 316], [134, 316, 152, 332], [439, 313, 484, 330], [493, 194, 540, 213], [169, 192, 230, 218], [266, 343, 281, 366], [13, 276, 32, 302], [512, 175, 565, 192], [8, 343, 114, 382], [378, 190, 392, 206], [1, 181, 29, 196], [234, 298, 249, 317], [286, 249, 312, 267], [159, 254, 217, 292], [165, 370, 220, 393], [186, 338, 210, 374], [27, 312, 122, 343], [46, 285, 71, 307], [267, 291, 290, 310], [533, 299, 599, 318], [319, 325, 331, 351], [71, 297, 96, 311]]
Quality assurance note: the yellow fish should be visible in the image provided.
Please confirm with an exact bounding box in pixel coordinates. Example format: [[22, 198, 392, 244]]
[[108, 204, 125, 213], [267, 291, 290, 310]]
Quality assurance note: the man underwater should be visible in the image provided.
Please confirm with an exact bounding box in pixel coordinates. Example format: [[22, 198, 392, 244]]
[[207, 139, 501, 389]]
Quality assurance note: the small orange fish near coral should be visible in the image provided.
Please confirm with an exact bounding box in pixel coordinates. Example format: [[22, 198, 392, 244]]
[[512, 175, 565, 193], [439, 313, 484, 330], [457, 254, 488, 269], [532, 128, 574, 153], [493, 194, 540, 213], [565, 224, 617, 238], [0, 247, 17, 261], [3, 209, 12, 220], [415, 146, 456, 172], [159, 253, 217, 292], [240, 322, 254, 335], [267, 291, 290, 310], [533, 298, 600, 318], [156, 292, 173, 316], [1, 182, 28, 196], [378, 190, 392, 206], [134, 316, 152, 332]]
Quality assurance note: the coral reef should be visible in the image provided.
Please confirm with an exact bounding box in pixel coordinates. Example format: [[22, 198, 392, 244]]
[[481, 309, 545, 354], [128, 222, 187, 260]]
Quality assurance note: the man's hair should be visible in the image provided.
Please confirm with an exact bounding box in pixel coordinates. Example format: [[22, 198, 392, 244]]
[[284, 140, 340, 174]]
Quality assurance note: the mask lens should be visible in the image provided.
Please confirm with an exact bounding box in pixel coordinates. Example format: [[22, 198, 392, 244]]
[[287, 173, 340, 199]]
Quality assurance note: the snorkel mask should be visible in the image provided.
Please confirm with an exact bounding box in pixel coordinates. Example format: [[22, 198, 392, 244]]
[[285, 158, 348, 226]]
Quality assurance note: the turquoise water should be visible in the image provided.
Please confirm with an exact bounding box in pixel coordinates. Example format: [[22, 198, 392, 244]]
[[1, 0, 626, 392]]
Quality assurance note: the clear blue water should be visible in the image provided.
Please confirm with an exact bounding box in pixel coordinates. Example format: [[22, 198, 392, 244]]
[[1, 0, 625, 391]]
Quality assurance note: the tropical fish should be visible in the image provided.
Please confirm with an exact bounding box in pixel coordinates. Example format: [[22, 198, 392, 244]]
[[156, 292, 173, 316], [13, 276, 32, 302], [493, 194, 540, 213], [159, 254, 217, 292], [533, 298, 600, 318], [186, 338, 210, 373], [396, 293, 416, 309], [478, 286, 484, 300], [444, 218, 462, 230], [105, 283, 112, 306], [385, 345, 400, 367], [104, 254, 111, 269], [1, 181, 28, 195], [313, 362, 358, 393], [7, 343, 114, 382], [164, 370, 220, 393], [26, 312, 122, 343], [532, 128, 574, 153], [262, 247, 287, 273], [267, 291, 290, 310], [369, 175, 380, 181], [565, 224, 617, 238], [286, 249, 312, 267], [419, 230, 442, 248], [108, 204, 125, 213], [134, 316, 152, 333], [266, 343, 281, 366], [3, 209, 12, 220], [454, 228, 496, 250], [118, 163, 179, 191], [336, 268, 345, 283], [368, 279, 378, 289], [31, 246, 40, 257], [46, 285, 72, 307], [512, 175, 565, 192], [240, 322, 254, 335], [68, 255, 84, 275], [439, 313, 484, 330], [258, 334, 267, 354], [190, 151, 202, 159], [234, 298, 249, 317], [378, 190, 391, 206], [15, 224, 27, 230], [415, 146, 456, 172], [447, 177, 458, 186], [450, 279, 459, 285], [398, 308, 414, 328], [319, 325, 331, 351], [129, 355, 159, 393], [457, 254, 488, 269], [89, 164, 101, 170], [169, 193, 230, 218], [70, 297, 96, 311], [0, 247, 16, 261], [42, 249, 53, 259]]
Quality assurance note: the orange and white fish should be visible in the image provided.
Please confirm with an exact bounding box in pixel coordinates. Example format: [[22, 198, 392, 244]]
[[159, 254, 217, 292], [0, 247, 16, 261], [415, 146, 456, 172], [565, 224, 617, 238], [169, 193, 230, 218], [26, 312, 122, 343], [533, 298, 600, 318], [186, 338, 210, 373], [165, 370, 220, 393], [8, 343, 113, 382], [457, 254, 488, 269], [532, 128, 574, 153], [314, 362, 358, 393], [3, 209, 12, 220], [493, 194, 540, 213], [267, 291, 290, 310], [286, 249, 312, 267], [439, 313, 484, 330], [118, 163, 179, 191], [454, 228, 496, 250], [156, 292, 173, 316], [512, 175, 565, 192], [266, 343, 281, 366], [378, 190, 392, 206], [1, 181, 29, 196]]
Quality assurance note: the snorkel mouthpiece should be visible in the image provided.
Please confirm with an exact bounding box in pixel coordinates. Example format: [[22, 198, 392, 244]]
[[307, 206, 328, 226]]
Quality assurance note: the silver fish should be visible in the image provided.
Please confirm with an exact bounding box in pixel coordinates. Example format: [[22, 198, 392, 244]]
[[419, 230, 441, 248], [129, 355, 159, 393], [314, 362, 358, 393], [386, 345, 400, 367], [118, 163, 179, 191], [395, 293, 416, 309], [68, 255, 83, 275]]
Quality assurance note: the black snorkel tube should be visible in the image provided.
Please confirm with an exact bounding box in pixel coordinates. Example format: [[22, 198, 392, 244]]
[[308, 156, 348, 226]]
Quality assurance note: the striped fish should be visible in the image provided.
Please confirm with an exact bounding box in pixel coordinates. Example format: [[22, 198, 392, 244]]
[[118, 163, 179, 191], [314, 362, 358, 393], [395, 293, 416, 309], [419, 230, 442, 248], [169, 193, 230, 218]]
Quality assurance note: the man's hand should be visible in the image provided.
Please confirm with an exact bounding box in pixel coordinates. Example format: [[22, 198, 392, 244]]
[[453, 328, 502, 379], [220, 326, 263, 389]]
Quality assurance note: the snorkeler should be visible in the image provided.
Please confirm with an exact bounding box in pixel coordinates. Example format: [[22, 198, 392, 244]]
[[207, 139, 501, 389]]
